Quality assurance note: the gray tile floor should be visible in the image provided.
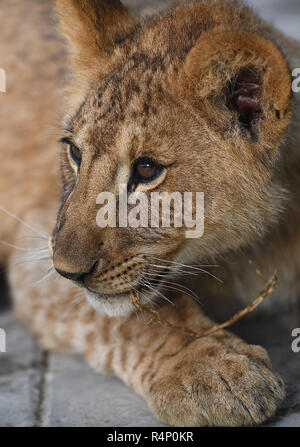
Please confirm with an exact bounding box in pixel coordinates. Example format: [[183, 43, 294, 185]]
[[1, 0, 300, 428]]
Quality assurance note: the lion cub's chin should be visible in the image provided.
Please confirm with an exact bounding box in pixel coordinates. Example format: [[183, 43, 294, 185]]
[[85, 290, 137, 317]]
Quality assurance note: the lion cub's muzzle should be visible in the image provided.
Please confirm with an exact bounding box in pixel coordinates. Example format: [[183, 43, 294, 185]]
[[51, 236, 148, 295], [83, 255, 148, 296]]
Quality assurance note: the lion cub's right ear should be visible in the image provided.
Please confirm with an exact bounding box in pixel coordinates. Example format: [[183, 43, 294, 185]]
[[56, 0, 139, 80], [176, 28, 291, 143]]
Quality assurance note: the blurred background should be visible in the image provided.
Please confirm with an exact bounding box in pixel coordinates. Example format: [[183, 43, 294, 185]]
[[240, 0, 300, 39], [0, 0, 299, 428], [126, 0, 300, 40]]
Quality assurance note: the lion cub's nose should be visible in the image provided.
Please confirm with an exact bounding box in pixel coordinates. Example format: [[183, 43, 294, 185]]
[[55, 269, 86, 282], [55, 261, 98, 283]]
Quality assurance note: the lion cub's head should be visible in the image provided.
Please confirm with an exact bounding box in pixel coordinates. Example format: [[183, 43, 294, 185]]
[[51, 0, 291, 316]]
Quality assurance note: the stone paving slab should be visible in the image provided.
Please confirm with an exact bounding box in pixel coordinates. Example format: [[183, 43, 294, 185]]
[[0, 312, 42, 427], [41, 353, 165, 427], [0, 311, 165, 427]]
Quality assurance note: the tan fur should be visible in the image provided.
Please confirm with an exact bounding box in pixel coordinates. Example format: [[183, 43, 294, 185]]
[[1, 0, 300, 426]]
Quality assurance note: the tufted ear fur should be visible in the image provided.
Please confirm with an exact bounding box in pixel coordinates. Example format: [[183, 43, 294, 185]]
[[178, 28, 292, 141], [56, 0, 139, 80]]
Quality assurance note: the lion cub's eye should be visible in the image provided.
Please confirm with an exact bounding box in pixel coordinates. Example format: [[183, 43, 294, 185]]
[[69, 144, 82, 167], [133, 158, 164, 183]]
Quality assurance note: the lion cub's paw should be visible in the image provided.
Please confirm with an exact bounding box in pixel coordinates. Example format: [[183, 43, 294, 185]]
[[146, 339, 285, 426]]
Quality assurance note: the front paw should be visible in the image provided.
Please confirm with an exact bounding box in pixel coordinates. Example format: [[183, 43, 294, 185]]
[[146, 336, 285, 426]]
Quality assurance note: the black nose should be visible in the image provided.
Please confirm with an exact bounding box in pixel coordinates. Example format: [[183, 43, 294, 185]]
[[55, 269, 86, 282]]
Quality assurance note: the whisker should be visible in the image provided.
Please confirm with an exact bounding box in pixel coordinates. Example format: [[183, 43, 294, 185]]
[[14, 256, 51, 266], [14, 246, 51, 265], [15, 235, 50, 242], [15, 248, 49, 257], [137, 269, 202, 305], [33, 266, 56, 287], [127, 278, 162, 310], [139, 277, 175, 307], [0, 240, 43, 252], [145, 267, 198, 277], [140, 270, 177, 279], [145, 277, 203, 305], [16, 247, 50, 256], [144, 254, 219, 269], [154, 283, 202, 306], [146, 261, 222, 283], [0, 205, 49, 239]]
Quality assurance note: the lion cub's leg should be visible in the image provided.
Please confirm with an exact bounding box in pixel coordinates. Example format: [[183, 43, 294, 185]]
[[8, 236, 285, 427]]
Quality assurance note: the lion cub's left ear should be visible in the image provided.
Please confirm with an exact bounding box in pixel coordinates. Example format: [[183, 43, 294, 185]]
[[178, 29, 292, 141], [56, 0, 139, 80]]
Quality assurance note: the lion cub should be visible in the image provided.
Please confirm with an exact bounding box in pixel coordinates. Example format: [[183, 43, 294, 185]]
[[1, 0, 299, 426]]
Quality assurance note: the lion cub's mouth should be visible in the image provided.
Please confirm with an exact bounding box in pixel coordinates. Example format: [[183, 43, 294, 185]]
[[83, 269, 170, 316], [86, 288, 131, 301], [84, 288, 149, 317], [85, 269, 168, 300]]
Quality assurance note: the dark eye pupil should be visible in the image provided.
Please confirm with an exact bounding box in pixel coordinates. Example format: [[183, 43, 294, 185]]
[[136, 163, 157, 179], [69, 144, 81, 165], [128, 158, 164, 191]]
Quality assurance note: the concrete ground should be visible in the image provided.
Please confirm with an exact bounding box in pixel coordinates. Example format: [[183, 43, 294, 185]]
[[1, 0, 300, 428]]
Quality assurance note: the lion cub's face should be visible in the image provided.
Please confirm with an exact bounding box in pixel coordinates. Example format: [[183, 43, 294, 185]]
[[52, 1, 291, 316]]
